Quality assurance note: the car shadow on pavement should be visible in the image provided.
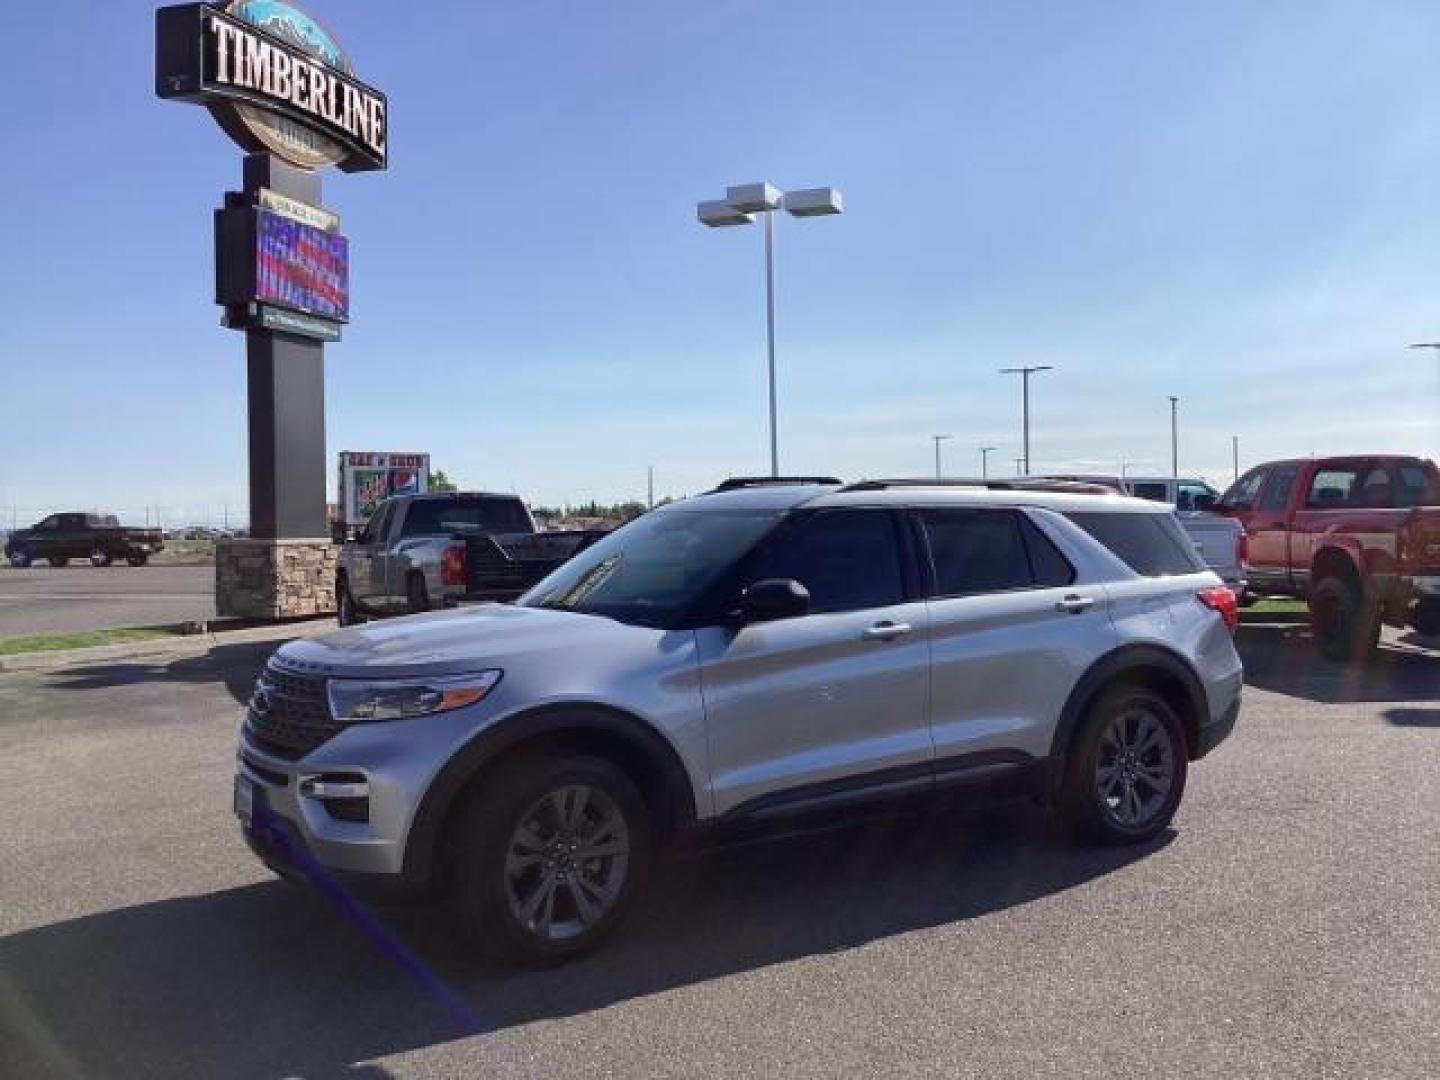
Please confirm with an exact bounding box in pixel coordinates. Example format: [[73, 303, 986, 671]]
[[1236, 623, 1440, 704], [1383, 706, 1440, 727], [42, 640, 277, 707], [0, 805, 1169, 1080]]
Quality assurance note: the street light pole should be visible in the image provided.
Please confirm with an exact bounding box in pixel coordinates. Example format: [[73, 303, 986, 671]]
[[1231, 436, 1239, 483], [999, 366, 1053, 475], [698, 183, 844, 478], [1169, 396, 1179, 478], [979, 446, 996, 479], [763, 212, 778, 477], [932, 434, 951, 479]]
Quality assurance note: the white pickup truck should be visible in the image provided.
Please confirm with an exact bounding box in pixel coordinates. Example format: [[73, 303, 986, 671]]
[[1043, 475, 1247, 599]]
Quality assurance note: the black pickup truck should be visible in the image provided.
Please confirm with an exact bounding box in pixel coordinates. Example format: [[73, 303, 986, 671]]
[[5, 513, 166, 568]]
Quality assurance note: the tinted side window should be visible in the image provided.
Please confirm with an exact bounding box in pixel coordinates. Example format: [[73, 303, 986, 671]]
[[920, 510, 1032, 596], [1131, 482, 1169, 503], [1257, 465, 1299, 512], [1019, 516, 1077, 587], [1307, 466, 1363, 507], [1397, 464, 1438, 507], [1220, 467, 1268, 509], [367, 502, 395, 541], [1064, 512, 1204, 577], [750, 509, 903, 613]]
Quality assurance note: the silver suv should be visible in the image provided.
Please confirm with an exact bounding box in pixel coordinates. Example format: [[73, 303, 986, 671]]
[[236, 479, 1243, 965]]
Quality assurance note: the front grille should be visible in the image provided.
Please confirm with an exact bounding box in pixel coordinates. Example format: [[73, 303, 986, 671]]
[[244, 660, 346, 760]]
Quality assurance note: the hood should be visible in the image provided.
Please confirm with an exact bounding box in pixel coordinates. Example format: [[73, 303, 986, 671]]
[[273, 603, 630, 679]]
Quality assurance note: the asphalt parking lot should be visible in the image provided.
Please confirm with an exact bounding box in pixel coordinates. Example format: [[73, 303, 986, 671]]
[[0, 564, 216, 638], [1, 623, 1437, 1079]]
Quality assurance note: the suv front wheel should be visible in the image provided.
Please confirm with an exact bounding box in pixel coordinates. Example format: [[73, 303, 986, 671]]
[[447, 752, 652, 967], [1057, 685, 1188, 845]]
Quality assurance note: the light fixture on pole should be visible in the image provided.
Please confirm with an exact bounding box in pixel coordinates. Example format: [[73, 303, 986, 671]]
[[1168, 396, 1179, 478], [979, 445, 996, 479], [932, 434, 952, 479], [998, 365, 1053, 476], [698, 182, 844, 477]]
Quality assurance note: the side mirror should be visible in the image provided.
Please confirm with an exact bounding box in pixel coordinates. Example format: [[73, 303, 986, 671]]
[[738, 578, 810, 623], [1192, 493, 1217, 512]]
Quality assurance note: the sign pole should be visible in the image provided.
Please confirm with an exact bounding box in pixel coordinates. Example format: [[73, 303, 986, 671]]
[[239, 154, 328, 539]]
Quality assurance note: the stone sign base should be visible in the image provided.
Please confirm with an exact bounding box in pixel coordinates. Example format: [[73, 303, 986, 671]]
[[216, 538, 339, 619]]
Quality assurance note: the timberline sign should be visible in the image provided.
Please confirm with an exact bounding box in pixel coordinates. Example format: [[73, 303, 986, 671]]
[[156, 2, 387, 172]]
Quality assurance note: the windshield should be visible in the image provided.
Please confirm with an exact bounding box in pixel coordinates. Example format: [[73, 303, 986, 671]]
[[517, 509, 782, 627]]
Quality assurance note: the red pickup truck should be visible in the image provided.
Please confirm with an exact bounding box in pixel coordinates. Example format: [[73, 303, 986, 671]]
[[1215, 455, 1440, 660]]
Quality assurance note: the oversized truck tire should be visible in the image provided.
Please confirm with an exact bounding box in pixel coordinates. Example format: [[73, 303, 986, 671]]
[[1413, 600, 1440, 638], [1309, 576, 1380, 662]]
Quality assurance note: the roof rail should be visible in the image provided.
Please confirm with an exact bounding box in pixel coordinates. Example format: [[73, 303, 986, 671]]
[[839, 477, 1117, 495], [712, 476, 843, 492]]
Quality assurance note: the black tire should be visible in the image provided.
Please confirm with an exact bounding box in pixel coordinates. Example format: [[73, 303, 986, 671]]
[[1056, 685, 1188, 846], [336, 575, 361, 627], [89, 545, 113, 568], [49, 557, 69, 568], [126, 552, 149, 567], [7, 548, 31, 568], [1309, 575, 1380, 662], [1411, 600, 1440, 638], [406, 573, 431, 614], [446, 752, 652, 968]]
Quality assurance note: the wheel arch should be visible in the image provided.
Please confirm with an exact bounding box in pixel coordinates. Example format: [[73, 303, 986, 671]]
[[404, 702, 699, 886], [1049, 645, 1209, 767]]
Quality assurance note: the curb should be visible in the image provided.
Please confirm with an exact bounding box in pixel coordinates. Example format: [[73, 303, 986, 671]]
[[0, 617, 336, 673]]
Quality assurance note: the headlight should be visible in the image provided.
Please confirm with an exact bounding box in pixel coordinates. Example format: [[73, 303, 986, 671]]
[[327, 670, 502, 722]]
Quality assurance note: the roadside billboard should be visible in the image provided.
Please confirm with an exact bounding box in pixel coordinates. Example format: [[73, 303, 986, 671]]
[[337, 452, 430, 528]]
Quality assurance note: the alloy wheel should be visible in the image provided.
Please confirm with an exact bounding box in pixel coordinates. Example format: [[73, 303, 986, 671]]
[[1094, 706, 1176, 828], [503, 783, 630, 942]]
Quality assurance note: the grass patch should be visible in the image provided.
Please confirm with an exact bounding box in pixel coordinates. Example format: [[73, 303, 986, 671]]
[[153, 540, 216, 564], [1245, 598, 1307, 615], [0, 627, 184, 656]]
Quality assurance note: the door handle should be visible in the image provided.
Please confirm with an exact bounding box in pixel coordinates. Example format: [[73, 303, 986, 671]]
[[862, 621, 912, 641], [1055, 595, 1095, 614]]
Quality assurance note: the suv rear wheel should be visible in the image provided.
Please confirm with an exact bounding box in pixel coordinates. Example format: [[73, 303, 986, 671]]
[[447, 752, 651, 967], [1057, 685, 1188, 845]]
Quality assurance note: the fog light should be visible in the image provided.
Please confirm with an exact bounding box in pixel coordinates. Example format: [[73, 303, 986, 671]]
[[300, 773, 370, 823]]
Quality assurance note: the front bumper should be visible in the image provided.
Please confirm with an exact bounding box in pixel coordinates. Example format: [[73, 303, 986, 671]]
[[234, 704, 493, 896]]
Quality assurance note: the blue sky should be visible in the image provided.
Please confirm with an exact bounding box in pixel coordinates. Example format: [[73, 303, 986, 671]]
[[1, 0, 1437, 526]]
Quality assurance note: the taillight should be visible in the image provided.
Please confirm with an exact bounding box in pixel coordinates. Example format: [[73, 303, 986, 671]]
[[441, 544, 465, 587], [1197, 586, 1239, 634], [1236, 529, 1248, 568]]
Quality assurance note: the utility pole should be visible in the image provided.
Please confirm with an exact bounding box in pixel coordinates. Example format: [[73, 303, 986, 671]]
[[1231, 436, 1239, 483], [979, 446, 996, 479], [932, 434, 952, 479], [1169, 396, 1179, 478], [647, 466, 654, 510], [999, 366, 1053, 475]]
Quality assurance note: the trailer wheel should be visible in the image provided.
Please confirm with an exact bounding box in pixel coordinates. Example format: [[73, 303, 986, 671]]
[[126, 552, 149, 567]]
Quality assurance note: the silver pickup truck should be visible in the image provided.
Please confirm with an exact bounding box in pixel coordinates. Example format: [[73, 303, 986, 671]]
[[335, 493, 605, 625], [1042, 475, 1247, 599]]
